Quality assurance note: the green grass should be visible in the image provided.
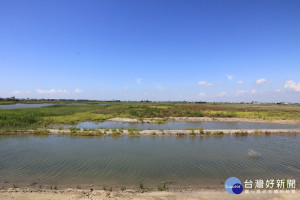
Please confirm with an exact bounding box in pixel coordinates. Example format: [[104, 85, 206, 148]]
[[254, 130, 263, 134], [1, 101, 300, 132], [235, 131, 248, 136], [121, 186, 126, 191], [186, 127, 204, 135], [112, 128, 121, 135], [0, 101, 17, 105], [154, 118, 168, 124], [185, 127, 204, 130], [69, 127, 80, 134], [158, 182, 167, 191], [128, 128, 140, 135], [139, 182, 144, 189], [213, 131, 224, 135], [33, 129, 49, 135]]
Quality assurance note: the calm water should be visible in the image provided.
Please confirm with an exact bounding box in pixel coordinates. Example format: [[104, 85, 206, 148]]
[[0, 135, 299, 188], [0, 103, 106, 109], [59, 121, 300, 130], [0, 103, 54, 109]]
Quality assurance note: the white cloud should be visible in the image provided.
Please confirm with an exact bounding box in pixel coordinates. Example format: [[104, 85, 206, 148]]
[[136, 78, 142, 84], [275, 89, 281, 93], [198, 81, 213, 86], [36, 89, 69, 95], [74, 88, 83, 94], [123, 87, 129, 91], [256, 78, 267, 85], [251, 89, 256, 94], [284, 80, 300, 92], [198, 92, 206, 97], [236, 90, 247, 96], [11, 90, 31, 95], [215, 91, 227, 97], [226, 74, 233, 81], [237, 81, 244, 85], [11, 90, 22, 95]]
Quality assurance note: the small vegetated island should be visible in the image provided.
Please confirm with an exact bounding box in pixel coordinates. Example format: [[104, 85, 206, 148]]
[[0, 100, 300, 136]]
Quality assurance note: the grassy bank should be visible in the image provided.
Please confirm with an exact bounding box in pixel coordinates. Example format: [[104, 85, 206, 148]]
[[1, 101, 300, 132]]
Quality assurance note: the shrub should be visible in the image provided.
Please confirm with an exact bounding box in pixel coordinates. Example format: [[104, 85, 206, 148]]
[[158, 182, 167, 191], [128, 128, 140, 135], [139, 182, 144, 189], [214, 131, 224, 135], [69, 127, 79, 134], [235, 131, 248, 136], [33, 129, 49, 135], [178, 132, 185, 137]]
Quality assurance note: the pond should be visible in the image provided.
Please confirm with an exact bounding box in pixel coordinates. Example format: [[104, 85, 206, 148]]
[[57, 121, 300, 130], [0, 135, 299, 188], [0, 103, 54, 109]]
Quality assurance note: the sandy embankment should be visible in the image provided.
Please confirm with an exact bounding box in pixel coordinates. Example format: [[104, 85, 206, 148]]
[[45, 128, 300, 136], [5, 128, 300, 136], [0, 188, 298, 200], [108, 117, 300, 125]]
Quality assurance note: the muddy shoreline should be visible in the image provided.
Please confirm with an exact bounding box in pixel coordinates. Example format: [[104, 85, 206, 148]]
[[108, 117, 300, 125], [0, 188, 298, 200]]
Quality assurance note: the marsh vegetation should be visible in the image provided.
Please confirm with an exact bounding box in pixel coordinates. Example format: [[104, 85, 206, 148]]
[[1, 101, 300, 132]]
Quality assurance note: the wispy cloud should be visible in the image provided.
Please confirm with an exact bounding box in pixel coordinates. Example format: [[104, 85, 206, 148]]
[[226, 74, 233, 81], [11, 90, 31, 95], [256, 78, 267, 85], [284, 80, 300, 92], [123, 87, 129, 91], [36, 89, 69, 95], [198, 81, 214, 86], [215, 91, 227, 97], [136, 78, 142, 84], [237, 81, 244, 85], [74, 88, 83, 94], [36, 88, 83, 95], [198, 92, 206, 97], [236, 90, 247, 96]]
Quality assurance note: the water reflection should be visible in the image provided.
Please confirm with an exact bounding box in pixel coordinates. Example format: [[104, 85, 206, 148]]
[[0, 135, 298, 188], [56, 121, 300, 130]]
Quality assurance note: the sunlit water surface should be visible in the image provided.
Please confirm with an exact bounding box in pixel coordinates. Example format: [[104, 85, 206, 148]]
[[0, 135, 299, 188]]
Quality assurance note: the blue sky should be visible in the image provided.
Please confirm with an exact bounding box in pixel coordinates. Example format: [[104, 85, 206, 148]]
[[1, 0, 300, 102]]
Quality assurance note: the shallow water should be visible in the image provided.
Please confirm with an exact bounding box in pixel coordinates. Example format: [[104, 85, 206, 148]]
[[58, 121, 300, 130], [0, 135, 299, 188], [0, 103, 54, 109]]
